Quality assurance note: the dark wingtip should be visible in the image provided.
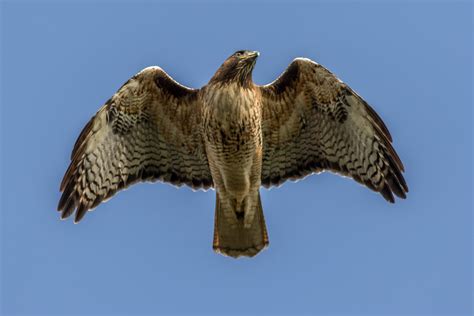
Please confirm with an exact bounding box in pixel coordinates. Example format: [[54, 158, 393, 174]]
[[387, 174, 407, 199], [60, 197, 77, 219], [73, 204, 88, 224], [380, 183, 395, 203]]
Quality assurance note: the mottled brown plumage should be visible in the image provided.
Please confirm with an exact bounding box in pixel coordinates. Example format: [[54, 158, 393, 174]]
[[58, 50, 408, 258], [259, 58, 408, 203]]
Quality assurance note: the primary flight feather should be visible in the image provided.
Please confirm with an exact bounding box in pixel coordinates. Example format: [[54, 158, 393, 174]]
[[58, 50, 408, 258]]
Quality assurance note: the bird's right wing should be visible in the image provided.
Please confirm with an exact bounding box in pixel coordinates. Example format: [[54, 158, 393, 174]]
[[58, 67, 213, 223], [259, 58, 407, 202]]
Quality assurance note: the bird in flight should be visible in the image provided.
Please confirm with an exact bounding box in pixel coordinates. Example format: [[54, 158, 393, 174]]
[[58, 50, 408, 258]]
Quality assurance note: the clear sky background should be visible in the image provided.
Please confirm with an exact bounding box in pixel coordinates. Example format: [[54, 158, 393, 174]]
[[0, 1, 472, 315]]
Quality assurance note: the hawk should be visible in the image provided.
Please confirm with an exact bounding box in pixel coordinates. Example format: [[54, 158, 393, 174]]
[[58, 50, 408, 258]]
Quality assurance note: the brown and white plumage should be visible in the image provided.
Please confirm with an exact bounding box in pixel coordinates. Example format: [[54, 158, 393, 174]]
[[58, 67, 212, 223], [58, 51, 407, 258], [259, 58, 408, 202]]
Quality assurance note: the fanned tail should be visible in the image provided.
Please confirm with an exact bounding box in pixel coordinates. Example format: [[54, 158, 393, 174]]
[[213, 191, 268, 258]]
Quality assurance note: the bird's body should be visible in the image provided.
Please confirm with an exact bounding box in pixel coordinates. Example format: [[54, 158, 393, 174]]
[[202, 81, 262, 202], [58, 50, 408, 258], [201, 79, 267, 255]]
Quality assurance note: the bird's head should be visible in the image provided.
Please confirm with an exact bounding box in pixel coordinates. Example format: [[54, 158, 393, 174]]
[[209, 50, 259, 87]]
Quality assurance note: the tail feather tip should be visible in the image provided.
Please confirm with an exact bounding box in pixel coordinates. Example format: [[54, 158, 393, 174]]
[[213, 242, 268, 258]]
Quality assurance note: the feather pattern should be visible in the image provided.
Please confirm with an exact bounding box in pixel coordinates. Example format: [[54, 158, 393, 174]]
[[58, 51, 408, 258], [259, 58, 408, 202], [58, 67, 213, 223]]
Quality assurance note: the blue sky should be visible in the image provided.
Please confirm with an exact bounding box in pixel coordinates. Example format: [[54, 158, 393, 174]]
[[0, 1, 472, 315]]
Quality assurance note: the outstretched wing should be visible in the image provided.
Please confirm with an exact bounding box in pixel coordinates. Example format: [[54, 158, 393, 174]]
[[58, 67, 212, 223], [259, 58, 408, 202]]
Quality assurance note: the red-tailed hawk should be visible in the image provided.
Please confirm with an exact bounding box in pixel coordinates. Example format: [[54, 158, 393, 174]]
[[58, 50, 408, 258]]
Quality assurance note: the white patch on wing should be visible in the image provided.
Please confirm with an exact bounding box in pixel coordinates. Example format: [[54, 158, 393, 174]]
[[138, 66, 162, 74], [294, 57, 319, 65]]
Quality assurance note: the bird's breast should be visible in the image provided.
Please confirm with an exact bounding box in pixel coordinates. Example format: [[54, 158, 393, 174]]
[[201, 84, 262, 194], [202, 84, 261, 152]]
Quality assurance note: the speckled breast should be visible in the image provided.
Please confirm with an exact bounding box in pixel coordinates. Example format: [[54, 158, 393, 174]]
[[201, 83, 262, 184]]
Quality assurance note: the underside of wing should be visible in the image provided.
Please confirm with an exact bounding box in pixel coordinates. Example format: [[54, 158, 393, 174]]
[[259, 58, 408, 202], [58, 67, 213, 223]]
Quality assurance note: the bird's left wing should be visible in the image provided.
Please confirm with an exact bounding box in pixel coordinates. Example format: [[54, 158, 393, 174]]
[[259, 58, 408, 202], [58, 67, 212, 223]]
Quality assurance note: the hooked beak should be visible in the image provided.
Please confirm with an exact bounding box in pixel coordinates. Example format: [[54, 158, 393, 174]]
[[248, 51, 260, 59], [244, 51, 259, 67]]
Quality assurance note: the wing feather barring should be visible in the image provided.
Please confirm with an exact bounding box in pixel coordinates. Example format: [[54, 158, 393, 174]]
[[59, 51, 407, 258]]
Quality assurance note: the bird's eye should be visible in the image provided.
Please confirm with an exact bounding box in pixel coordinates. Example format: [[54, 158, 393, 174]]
[[235, 51, 245, 57]]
